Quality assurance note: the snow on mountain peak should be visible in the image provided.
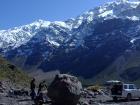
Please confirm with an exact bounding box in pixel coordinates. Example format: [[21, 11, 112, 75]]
[[127, 16, 139, 21], [95, 0, 140, 19], [72, 0, 140, 24], [0, 0, 140, 52], [53, 21, 72, 29], [30, 19, 51, 28], [98, 10, 113, 17]]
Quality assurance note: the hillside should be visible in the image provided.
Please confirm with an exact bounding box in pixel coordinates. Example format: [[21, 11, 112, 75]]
[[0, 56, 30, 86], [79, 50, 140, 86]]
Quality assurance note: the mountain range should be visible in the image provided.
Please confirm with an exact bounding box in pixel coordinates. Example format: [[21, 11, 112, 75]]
[[1, 0, 140, 83]]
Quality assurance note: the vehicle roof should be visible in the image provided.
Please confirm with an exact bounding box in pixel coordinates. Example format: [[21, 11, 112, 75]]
[[106, 80, 121, 83], [123, 84, 135, 85]]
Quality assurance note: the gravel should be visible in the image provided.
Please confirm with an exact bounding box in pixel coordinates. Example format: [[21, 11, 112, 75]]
[[1, 91, 140, 105]]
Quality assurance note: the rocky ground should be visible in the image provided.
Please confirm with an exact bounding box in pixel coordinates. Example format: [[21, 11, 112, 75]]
[[0, 93, 33, 105], [1, 74, 140, 105], [86, 94, 140, 105], [1, 91, 140, 105]]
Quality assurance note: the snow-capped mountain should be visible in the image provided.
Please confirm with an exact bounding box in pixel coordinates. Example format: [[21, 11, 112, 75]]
[[0, 20, 70, 52], [1, 0, 140, 53], [1, 0, 140, 82]]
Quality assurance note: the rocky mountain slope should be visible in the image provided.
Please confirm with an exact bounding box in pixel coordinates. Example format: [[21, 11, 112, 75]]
[[0, 56, 30, 86], [1, 0, 140, 83]]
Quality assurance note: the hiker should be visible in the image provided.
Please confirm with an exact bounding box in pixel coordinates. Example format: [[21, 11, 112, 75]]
[[0, 81, 2, 88], [0, 81, 4, 93], [35, 80, 47, 104], [30, 78, 36, 100], [37, 80, 47, 95]]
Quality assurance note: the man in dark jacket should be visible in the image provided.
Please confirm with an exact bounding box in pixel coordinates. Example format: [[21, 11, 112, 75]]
[[30, 78, 36, 100]]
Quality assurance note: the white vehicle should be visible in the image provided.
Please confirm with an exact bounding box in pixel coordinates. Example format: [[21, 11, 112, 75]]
[[111, 83, 140, 101]]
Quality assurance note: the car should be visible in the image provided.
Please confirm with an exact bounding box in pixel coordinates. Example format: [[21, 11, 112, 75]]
[[111, 83, 140, 101]]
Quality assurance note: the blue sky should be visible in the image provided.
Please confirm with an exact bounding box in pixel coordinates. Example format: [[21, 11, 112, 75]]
[[0, 0, 114, 30]]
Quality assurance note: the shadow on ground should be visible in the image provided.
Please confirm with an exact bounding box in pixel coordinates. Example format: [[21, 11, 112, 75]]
[[103, 98, 140, 104]]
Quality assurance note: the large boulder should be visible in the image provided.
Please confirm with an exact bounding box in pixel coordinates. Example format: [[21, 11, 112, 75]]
[[47, 74, 83, 105]]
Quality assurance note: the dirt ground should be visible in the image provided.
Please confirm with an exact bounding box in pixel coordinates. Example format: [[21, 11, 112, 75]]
[[95, 94, 140, 105], [1, 92, 140, 105]]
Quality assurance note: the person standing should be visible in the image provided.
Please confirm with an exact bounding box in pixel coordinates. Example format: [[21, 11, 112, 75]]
[[35, 80, 47, 105], [30, 78, 36, 100], [37, 80, 47, 95]]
